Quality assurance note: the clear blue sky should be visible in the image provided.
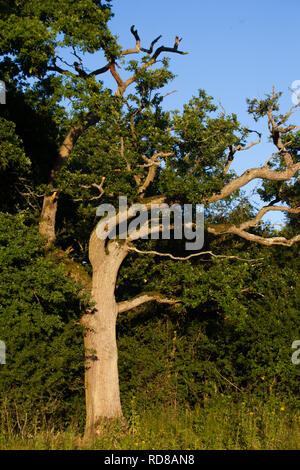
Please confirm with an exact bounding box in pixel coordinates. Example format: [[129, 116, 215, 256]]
[[88, 0, 300, 225]]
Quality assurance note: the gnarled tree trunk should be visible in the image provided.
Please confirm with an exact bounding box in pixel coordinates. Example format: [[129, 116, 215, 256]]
[[83, 231, 128, 439]]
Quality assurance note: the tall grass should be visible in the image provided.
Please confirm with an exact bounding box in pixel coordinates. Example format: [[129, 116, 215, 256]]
[[0, 395, 299, 450]]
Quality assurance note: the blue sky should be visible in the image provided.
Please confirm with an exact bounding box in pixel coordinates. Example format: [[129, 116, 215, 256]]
[[83, 0, 300, 225], [106, 0, 300, 118]]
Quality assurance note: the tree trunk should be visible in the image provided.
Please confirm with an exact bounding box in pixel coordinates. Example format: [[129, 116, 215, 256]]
[[39, 194, 57, 245], [83, 232, 128, 439], [39, 123, 95, 245]]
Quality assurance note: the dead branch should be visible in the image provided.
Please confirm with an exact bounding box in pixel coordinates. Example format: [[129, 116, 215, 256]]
[[224, 130, 261, 175], [121, 25, 142, 55], [114, 28, 188, 97]]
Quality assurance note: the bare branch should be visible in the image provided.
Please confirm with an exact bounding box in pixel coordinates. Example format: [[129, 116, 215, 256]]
[[48, 56, 74, 76], [88, 63, 110, 77], [224, 131, 261, 175], [114, 31, 188, 97], [218, 100, 226, 116], [210, 228, 300, 247], [174, 36, 182, 50], [264, 144, 292, 167], [123, 25, 163, 55], [162, 89, 179, 100], [137, 152, 173, 196], [223, 145, 235, 175], [206, 162, 300, 203], [47, 64, 69, 75], [208, 206, 300, 246], [74, 177, 106, 202], [237, 205, 300, 231], [121, 26, 163, 57], [270, 128, 294, 167], [118, 292, 180, 314], [90, 177, 106, 200], [141, 35, 163, 54], [109, 62, 124, 90], [73, 61, 88, 78], [138, 161, 160, 195], [121, 25, 141, 55], [151, 43, 188, 62], [265, 99, 300, 167], [127, 245, 263, 262], [277, 98, 300, 127], [72, 46, 83, 64], [50, 112, 100, 182]]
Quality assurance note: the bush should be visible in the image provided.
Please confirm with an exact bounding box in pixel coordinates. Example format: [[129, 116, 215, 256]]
[[0, 212, 86, 430], [117, 249, 300, 413]]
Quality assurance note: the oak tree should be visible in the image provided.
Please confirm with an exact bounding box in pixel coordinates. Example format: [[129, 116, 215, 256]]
[[1, 2, 299, 438]]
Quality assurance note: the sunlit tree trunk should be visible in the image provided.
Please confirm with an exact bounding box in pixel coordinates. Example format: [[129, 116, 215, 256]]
[[83, 232, 128, 438]]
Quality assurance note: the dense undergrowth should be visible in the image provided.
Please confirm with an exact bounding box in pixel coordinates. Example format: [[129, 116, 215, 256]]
[[1, 396, 299, 450]]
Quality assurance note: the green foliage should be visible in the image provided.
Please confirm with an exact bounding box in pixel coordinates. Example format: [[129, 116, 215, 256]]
[[0, 213, 87, 426], [0, 0, 119, 155], [128, 57, 175, 100], [0, 117, 31, 211], [246, 91, 281, 121], [117, 245, 300, 412], [0, 0, 117, 77], [54, 86, 246, 255], [0, 80, 66, 193], [0, 117, 30, 174]]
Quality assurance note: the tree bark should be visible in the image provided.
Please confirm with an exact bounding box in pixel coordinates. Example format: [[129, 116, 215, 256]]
[[83, 231, 128, 439], [39, 194, 57, 245]]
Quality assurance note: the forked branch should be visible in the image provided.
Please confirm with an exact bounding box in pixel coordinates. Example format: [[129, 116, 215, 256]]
[[113, 26, 188, 97], [224, 129, 261, 175], [137, 152, 174, 196]]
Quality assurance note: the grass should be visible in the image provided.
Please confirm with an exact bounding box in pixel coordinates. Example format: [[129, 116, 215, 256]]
[[0, 396, 299, 450]]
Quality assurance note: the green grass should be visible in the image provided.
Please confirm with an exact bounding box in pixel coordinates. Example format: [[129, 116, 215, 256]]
[[0, 396, 299, 450]]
